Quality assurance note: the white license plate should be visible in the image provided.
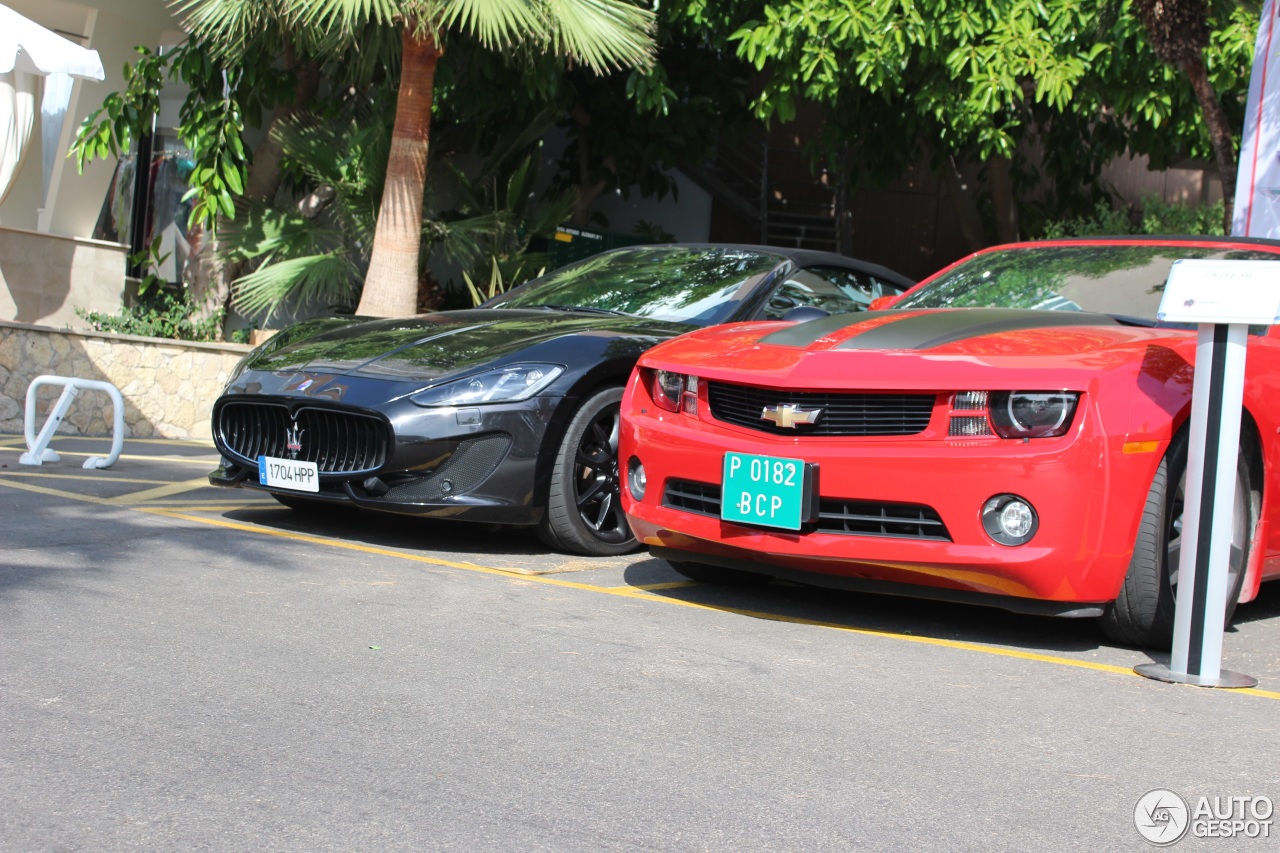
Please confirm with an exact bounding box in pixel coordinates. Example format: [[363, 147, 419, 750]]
[[258, 456, 319, 493]]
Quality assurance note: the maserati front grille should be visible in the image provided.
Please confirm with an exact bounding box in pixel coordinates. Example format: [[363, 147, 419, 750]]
[[707, 383, 935, 436], [215, 400, 390, 474]]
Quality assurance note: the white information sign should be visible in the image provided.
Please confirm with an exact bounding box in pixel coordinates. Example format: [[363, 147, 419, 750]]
[[1158, 259, 1280, 325]]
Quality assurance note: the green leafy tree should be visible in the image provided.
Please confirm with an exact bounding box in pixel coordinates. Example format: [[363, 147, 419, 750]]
[[219, 91, 576, 318], [178, 0, 657, 319], [1129, 0, 1240, 230], [726, 0, 1256, 248], [69, 18, 350, 333]]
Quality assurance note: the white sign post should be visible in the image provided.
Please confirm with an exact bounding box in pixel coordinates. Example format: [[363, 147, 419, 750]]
[[1134, 260, 1280, 689]]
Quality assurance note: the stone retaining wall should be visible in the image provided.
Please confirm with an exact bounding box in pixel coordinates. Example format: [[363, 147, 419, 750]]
[[0, 321, 251, 441]]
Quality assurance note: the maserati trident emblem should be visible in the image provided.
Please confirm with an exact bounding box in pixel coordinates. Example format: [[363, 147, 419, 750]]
[[285, 421, 305, 459], [760, 403, 822, 428]]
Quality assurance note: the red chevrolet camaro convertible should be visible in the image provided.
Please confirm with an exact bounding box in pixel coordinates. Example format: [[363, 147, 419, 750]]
[[619, 236, 1280, 648]]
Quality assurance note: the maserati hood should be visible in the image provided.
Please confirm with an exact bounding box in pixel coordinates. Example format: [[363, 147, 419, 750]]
[[245, 308, 687, 380]]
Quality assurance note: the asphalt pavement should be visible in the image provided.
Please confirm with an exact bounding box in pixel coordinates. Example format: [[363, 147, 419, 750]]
[[2, 434, 1278, 852]]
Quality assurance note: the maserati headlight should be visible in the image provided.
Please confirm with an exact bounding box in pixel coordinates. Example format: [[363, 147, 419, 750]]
[[410, 364, 564, 407]]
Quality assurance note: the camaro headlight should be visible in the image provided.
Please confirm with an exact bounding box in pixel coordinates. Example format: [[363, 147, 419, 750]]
[[651, 370, 699, 415], [988, 391, 1079, 439], [411, 364, 564, 407]]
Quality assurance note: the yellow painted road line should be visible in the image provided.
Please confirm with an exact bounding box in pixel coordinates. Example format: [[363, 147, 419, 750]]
[[4, 467, 1275, 701], [631, 580, 698, 591], [135, 502, 277, 511], [141, 507, 1280, 702], [0, 477, 113, 504], [0, 449, 219, 466], [0, 435, 211, 448], [0, 471, 174, 485], [103, 478, 219, 505]]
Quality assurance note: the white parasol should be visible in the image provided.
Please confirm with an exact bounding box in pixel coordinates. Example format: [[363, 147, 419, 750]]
[[0, 4, 105, 206]]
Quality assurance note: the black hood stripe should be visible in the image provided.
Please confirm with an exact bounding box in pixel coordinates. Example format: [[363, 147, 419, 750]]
[[760, 308, 1118, 351]]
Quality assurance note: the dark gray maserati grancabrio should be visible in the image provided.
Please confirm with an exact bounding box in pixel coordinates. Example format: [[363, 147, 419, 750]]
[[208, 244, 912, 555]]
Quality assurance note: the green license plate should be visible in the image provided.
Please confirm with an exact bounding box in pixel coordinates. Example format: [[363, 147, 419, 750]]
[[720, 452, 817, 531]]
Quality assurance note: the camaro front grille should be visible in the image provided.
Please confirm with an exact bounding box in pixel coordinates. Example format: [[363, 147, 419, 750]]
[[662, 479, 952, 541], [215, 400, 390, 474], [707, 383, 935, 436]]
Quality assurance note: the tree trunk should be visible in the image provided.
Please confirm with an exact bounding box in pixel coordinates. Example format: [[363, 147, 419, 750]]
[[987, 153, 1019, 243], [357, 26, 442, 317], [245, 59, 322, 203], [938, 152, 987, 253], [190, 59, 322, 337], [568, 105, 611, 225], [1180, 52, 1237, 231]]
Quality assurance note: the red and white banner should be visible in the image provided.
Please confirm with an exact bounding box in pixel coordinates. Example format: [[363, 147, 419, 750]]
[[1234, 0, 1280, 237]]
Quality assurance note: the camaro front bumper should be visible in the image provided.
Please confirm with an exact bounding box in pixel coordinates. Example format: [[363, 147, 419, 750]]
[[620, 383, 1167, 610]]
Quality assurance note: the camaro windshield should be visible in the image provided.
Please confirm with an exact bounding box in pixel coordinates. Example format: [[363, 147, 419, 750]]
[[897, 244, 1280, 321], [492, 247, 783, 326]]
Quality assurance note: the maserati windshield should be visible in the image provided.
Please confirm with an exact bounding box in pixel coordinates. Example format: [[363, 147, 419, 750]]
[[492, 247, 783, 326]]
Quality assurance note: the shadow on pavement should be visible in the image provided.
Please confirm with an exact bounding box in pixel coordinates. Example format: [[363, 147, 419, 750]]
[[620, 558, 1111, 655], [219, 503, 566, 560]]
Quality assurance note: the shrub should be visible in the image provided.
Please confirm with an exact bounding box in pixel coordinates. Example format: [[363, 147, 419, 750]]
[[1041, 196, 1226, 238], [76, 287, 225, 343]]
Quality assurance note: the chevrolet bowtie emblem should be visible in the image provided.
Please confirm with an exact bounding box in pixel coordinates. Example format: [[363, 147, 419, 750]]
[[760, 404, 822, 428]]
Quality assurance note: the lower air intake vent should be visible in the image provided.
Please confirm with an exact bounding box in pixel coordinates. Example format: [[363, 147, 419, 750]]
[[662, 479, 951, 541]]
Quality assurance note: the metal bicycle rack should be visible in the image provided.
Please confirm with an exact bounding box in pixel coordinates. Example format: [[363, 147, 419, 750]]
[[20, 375, 125, 469]]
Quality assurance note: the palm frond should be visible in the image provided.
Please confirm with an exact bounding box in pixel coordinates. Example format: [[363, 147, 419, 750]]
[[288, 0, 404, 35], [427, 211, 512, 268], [218, 203, 344, 264], [169, 0, 284, 59], [441, 0, 544, 51], [523, 190, 578, 240], [542, 0, 656, 73], [232, 252, 359, 318]]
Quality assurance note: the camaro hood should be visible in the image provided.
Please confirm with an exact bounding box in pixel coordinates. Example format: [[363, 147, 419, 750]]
[[643, 308, 1197, 389], [245, 308, 689, 381]]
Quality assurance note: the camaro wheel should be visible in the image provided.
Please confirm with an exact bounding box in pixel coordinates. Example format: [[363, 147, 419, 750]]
[[538, 386, 639, 556], [668, 560, 772, 586], [1099, 430, 1254, 649]]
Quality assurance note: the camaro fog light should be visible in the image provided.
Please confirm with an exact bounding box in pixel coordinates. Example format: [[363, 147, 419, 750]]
[[627, 457, 647, 501], [981, 494, 1038, 546]]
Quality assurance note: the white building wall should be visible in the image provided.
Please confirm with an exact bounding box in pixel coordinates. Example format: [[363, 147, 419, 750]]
[[0, 0, 184, 239]]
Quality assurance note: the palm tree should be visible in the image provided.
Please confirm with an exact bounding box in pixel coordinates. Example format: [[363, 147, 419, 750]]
[[218, 94, 575, 320], [175, 0, 656, 318]]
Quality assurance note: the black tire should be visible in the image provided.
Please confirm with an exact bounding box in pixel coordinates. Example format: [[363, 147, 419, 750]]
[[1098, 430, 1253, 649], [668, 560, 773, 587], [537, 386, 638, 556]]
